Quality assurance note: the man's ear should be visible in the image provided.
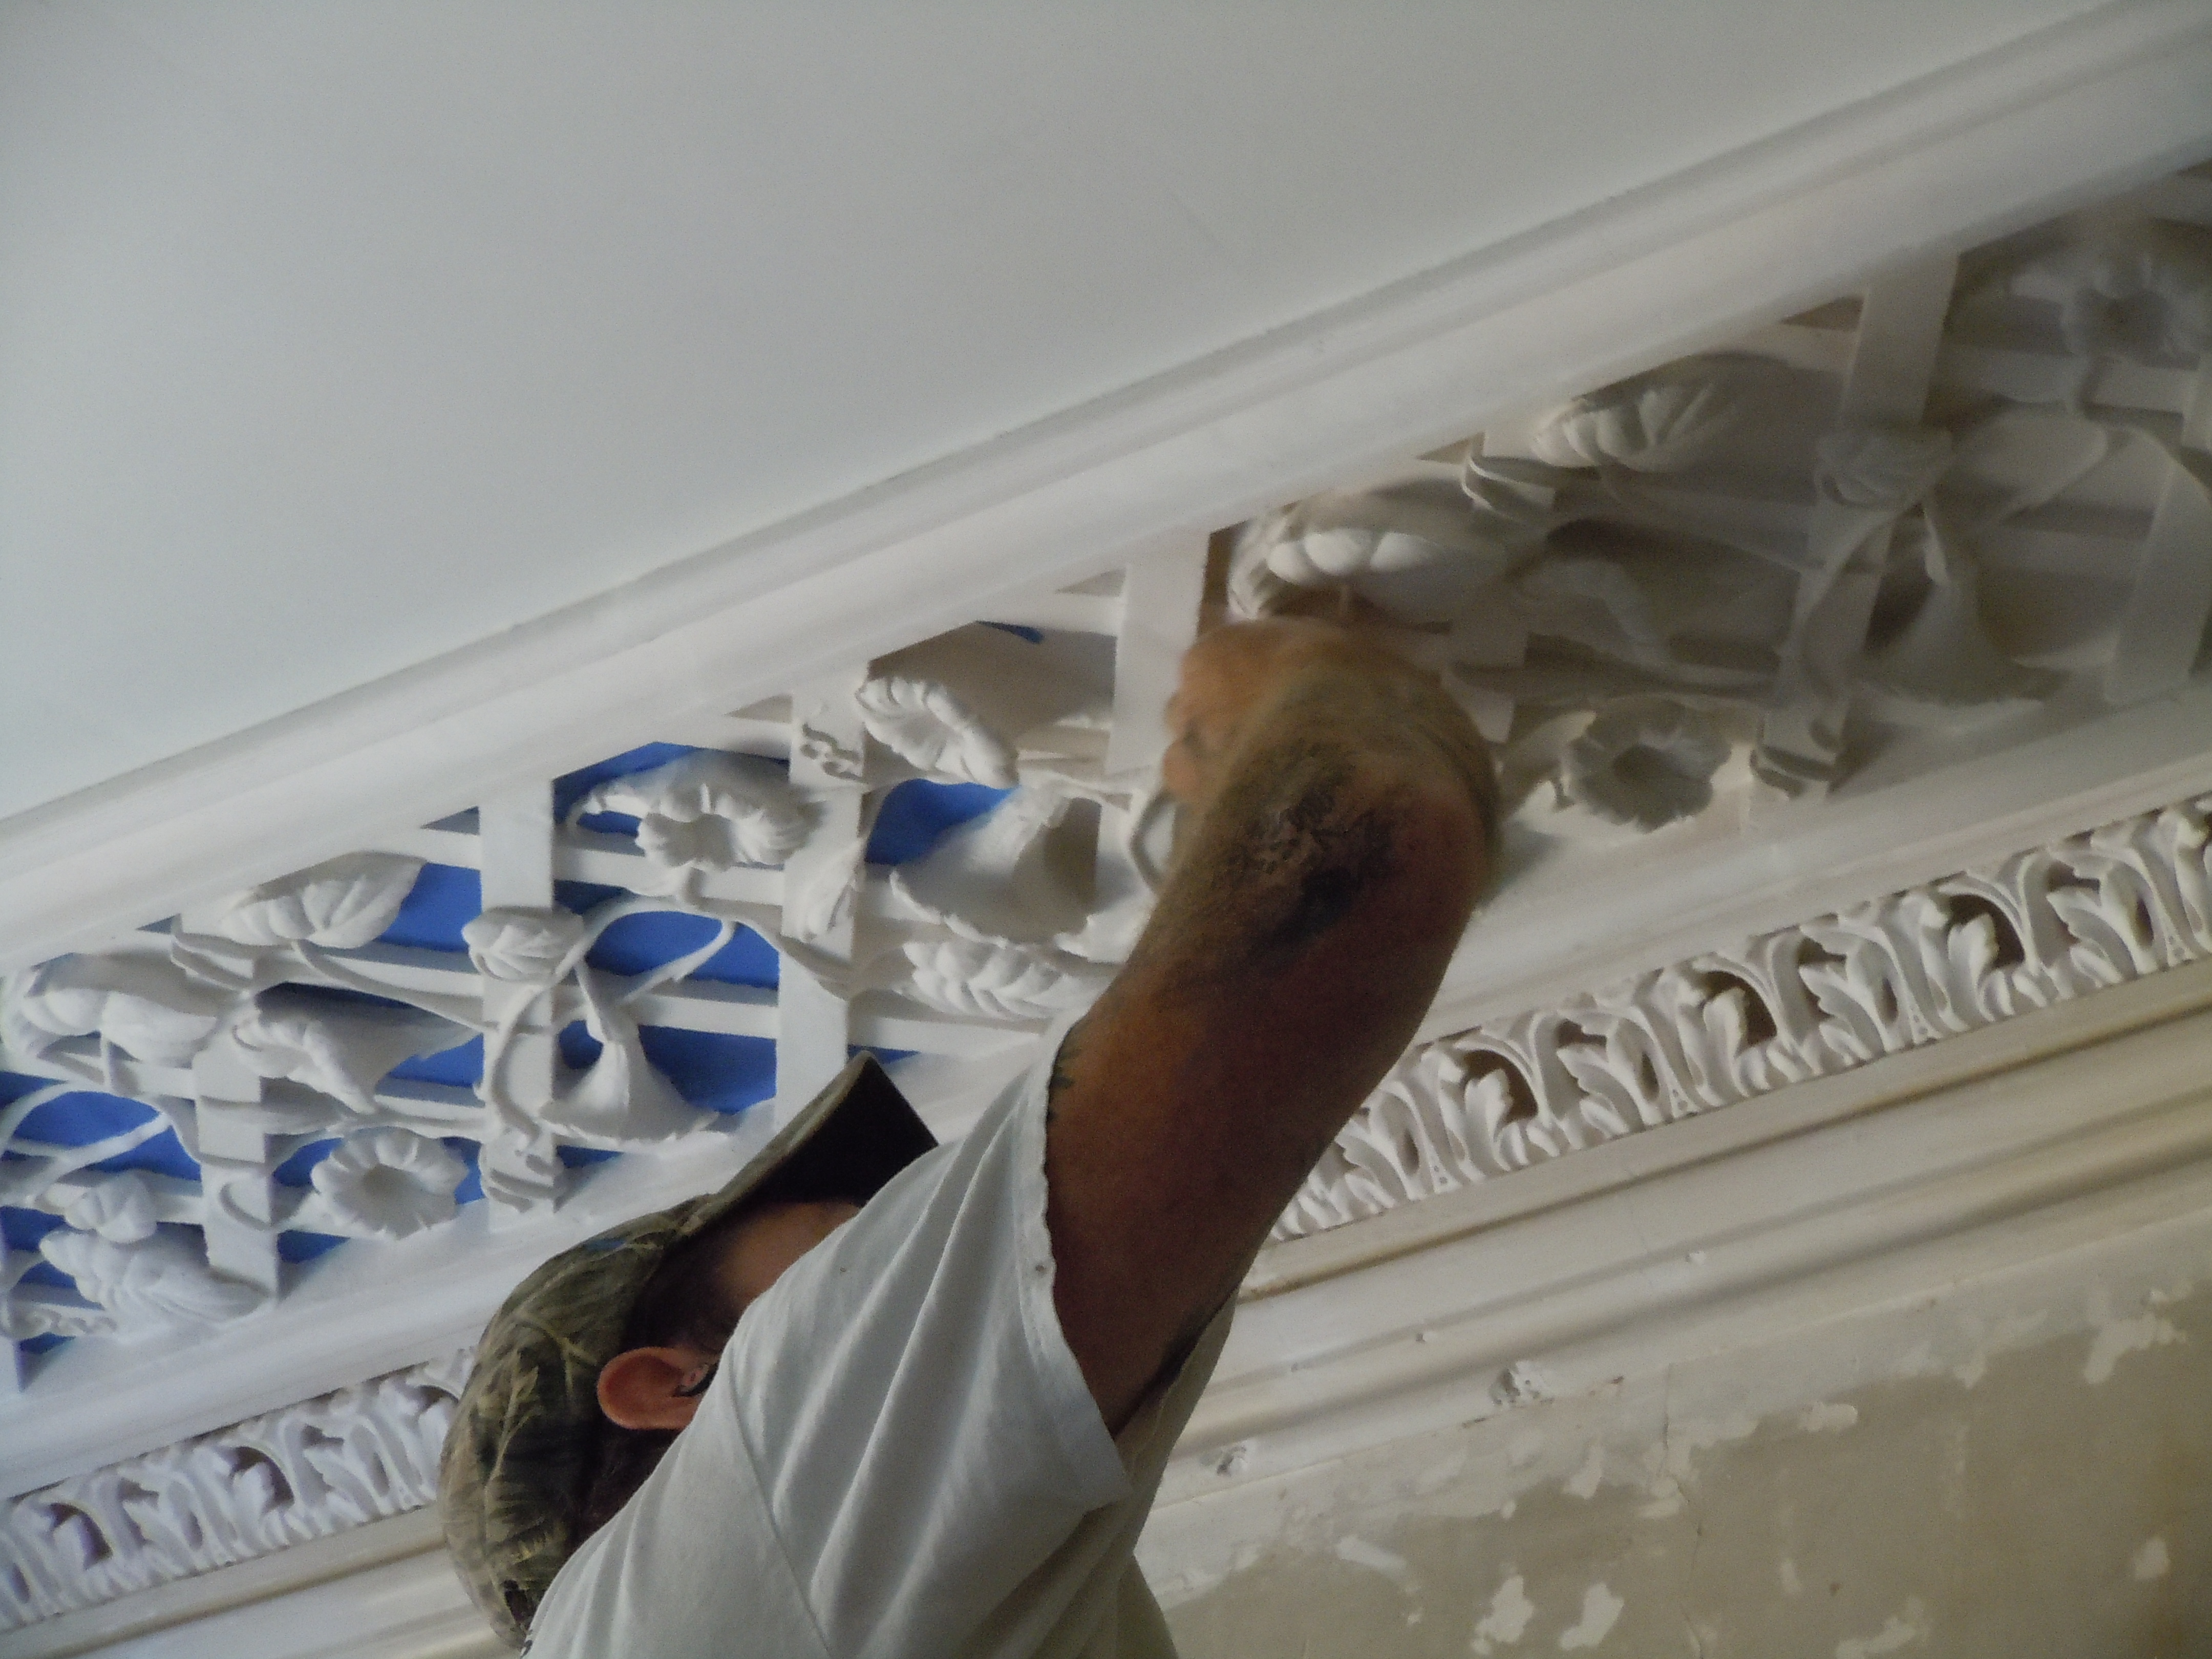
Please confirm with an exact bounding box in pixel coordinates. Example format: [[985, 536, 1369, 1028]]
[[597, 1347, 715, 1431]]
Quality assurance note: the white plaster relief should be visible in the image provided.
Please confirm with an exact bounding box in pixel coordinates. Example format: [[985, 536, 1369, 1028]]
[[1232, 210, 2212, 821], [0, 1349, 471, 1630], [1275, 793, 2212, 1241], [0, 578, 1184, 1381]]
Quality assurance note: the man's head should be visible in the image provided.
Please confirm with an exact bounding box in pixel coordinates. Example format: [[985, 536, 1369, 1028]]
[[594, 1198, 861, 1433], [573, 1196, 862, 1540], [439, 1058, 934, 1648]]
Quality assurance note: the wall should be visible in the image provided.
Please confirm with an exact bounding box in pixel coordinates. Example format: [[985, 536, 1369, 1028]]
[[1154, 1239, 2212, 1657]]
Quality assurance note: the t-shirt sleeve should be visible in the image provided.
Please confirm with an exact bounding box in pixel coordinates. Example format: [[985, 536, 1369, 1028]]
[[534, 1014, 1148, 1659], [724, 1022, 1135, 1657]]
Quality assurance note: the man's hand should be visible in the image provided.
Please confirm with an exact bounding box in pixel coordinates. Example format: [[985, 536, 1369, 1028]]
[[1045, 621, 1496, 1429], [1161, 619, 1490, 819]]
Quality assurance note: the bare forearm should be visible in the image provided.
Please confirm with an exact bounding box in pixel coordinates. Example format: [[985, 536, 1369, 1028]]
[[1046, 650, 1491, 1426]]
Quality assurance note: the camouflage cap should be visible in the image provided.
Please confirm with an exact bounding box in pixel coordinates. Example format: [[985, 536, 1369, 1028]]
[[438, 1054, 936, 1647]]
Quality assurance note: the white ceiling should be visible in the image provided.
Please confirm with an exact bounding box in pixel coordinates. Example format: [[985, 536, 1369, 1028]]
[[0, 0, 2115, 821]]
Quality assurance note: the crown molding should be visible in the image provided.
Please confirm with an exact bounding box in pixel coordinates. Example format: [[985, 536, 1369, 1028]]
[[0, 1517, 498, 1659], [2, 1356, 466, 1639], [5, 0, 2209, 976]]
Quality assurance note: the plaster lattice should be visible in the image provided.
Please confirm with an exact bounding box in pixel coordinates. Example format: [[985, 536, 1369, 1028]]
[[0, 1349, 470, 1630]]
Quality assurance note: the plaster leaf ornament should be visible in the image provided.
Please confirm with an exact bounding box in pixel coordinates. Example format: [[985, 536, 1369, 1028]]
[[0, 1287, 113, 1344], [1501, 551, 1783, 697], [38, 1228, 265, 1335], [1527, 356, 1772, 475], [1557, 699, 1732, 831], [308, 1128, 465, 1240], [537, 968, 718, 1148], [476, 1133, 565, 1216], [853, 674, 1019, 788], [2, 954, 225, 1068], [230, 991, 472, 1115], [568, 751, 810, 869], [863, 624, 1113, 774], [60, 1172, 160, 1244], [215, 854, 425, 950], [462, 907, 585, 987], [1227, 462, 1523, 624], [891, 785, 1091, 944], [788, 841, 868, 945], [899, 938, 1111, 1023]]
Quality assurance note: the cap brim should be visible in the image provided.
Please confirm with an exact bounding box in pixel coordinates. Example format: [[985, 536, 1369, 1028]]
[[678, 1052, 938, 1240]]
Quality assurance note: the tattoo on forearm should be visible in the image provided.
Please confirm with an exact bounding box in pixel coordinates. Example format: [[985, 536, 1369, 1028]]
[[1045, 1016, 1089, 1122], [1144, 724, 1408, 988]]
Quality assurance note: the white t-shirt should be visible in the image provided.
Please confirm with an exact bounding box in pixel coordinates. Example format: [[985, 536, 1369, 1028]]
[[527, 1031, 1232, 1659]]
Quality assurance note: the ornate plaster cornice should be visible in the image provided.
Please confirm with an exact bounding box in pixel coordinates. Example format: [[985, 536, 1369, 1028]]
[[0, 1349, 471, 1631], [1279, 791, 2212, 1240]]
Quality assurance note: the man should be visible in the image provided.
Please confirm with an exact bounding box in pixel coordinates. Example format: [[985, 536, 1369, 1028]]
[[440, 616, 1498, 1656]]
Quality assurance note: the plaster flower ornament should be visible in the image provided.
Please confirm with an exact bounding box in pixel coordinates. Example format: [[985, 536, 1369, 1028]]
[[215, 853, 426, 950], [60, 1171, 160, 1243], [1559, 699, 1732, 831], [568, 751, 811, 870], [309, 1128, 466, 1240], [462, 907, 585, 987], [536, 970, 717, 1147], [2054, 230, 2212, 363], [892, 785, 1091, 944], [2, 954, 225, 1067]]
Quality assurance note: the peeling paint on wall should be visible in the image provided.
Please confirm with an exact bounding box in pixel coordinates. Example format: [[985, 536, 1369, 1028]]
[[1469, 1573, 1535, 1653], [1555, 1583, 1623, 1651], [1152, 1227, 2212, 1659], [1834, 1597, 1930, 1658], [2130, 1536, 2170, 1581], [2083, 1295, 2182, 1385]]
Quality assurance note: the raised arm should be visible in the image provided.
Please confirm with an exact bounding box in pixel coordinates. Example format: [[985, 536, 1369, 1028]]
[[1045, 620, 1496, 1428]]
